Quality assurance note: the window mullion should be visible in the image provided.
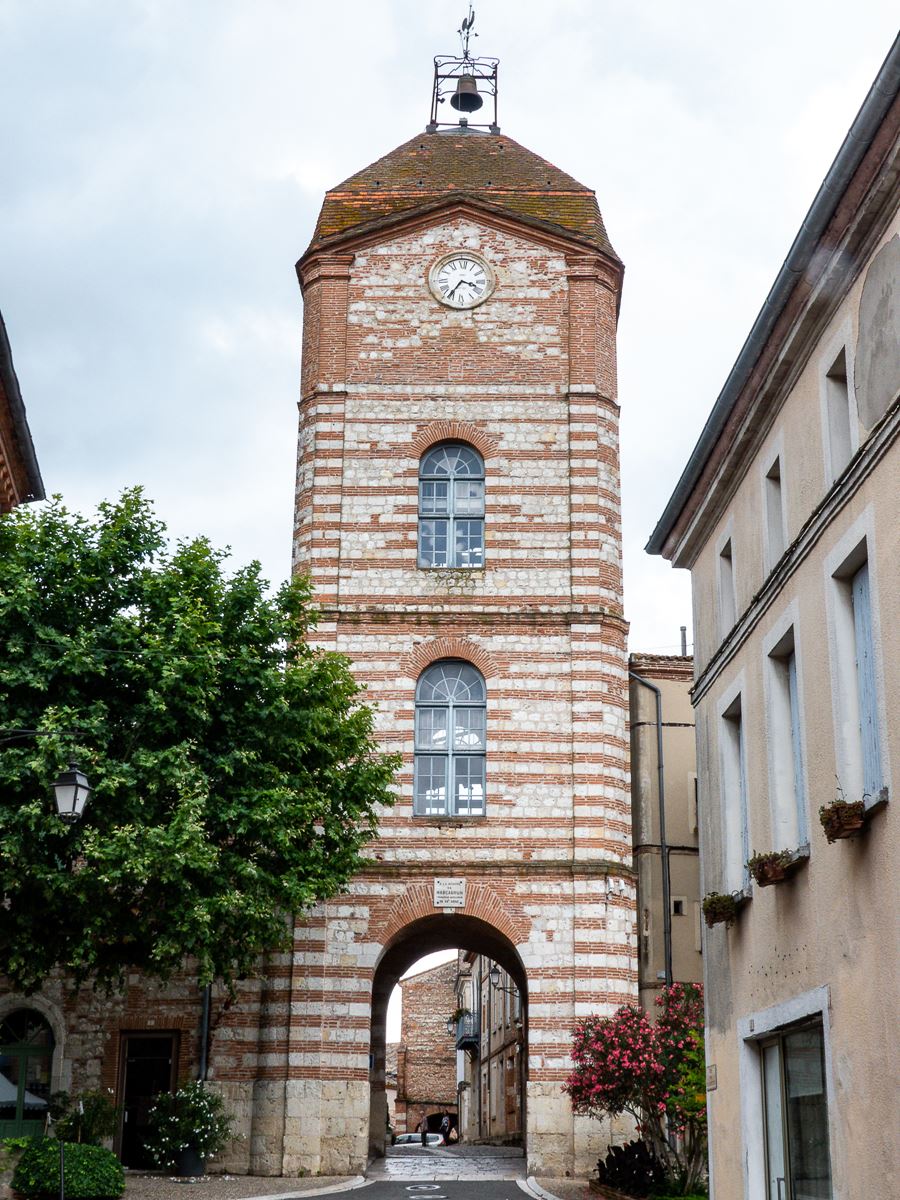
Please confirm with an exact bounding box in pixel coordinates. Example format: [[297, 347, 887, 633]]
[[448, 699, 457, 813]]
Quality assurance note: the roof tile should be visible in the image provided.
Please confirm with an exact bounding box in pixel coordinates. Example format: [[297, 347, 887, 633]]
[[303, 131, 618, 260]]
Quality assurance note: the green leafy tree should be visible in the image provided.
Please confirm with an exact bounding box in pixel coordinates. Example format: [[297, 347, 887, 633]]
[[0, 490, 398, 993]]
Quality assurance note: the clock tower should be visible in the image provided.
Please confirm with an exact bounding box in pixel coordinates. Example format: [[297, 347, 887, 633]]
[[288, 35, 635, 1178]]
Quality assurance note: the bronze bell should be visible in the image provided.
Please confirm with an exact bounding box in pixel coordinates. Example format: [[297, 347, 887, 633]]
[[450, 74, 483, 113]]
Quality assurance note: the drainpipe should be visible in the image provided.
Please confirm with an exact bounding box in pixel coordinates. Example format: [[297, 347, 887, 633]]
[[198, 984, 211, 1082], [477, 959, 484, 1139], [629, 671, 673, 989]]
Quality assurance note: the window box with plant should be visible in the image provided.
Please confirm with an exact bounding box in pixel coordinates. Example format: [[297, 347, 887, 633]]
[[746, 848, 807, 887], [701, 891, 747, 928], [819, 797, 868, 842]]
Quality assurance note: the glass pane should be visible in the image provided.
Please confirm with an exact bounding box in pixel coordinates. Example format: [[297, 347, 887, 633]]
[[420, 444, 484, 478], [453, 756, 485, 815], [417, 662, 486, 704], [419, 520, 449, 567], [454, 708, 486, 750], [784, 1029, 832, 1200], [420, 481, 449, 515], [416, 707, 448, 750], [454, 520, 484, 567], [763, 1043, 787, 1200], [0, 1056, 20, 1122], [454, 479, 484, 515], [415, 755, 448, 814], [23, 1053, 50, 1118]]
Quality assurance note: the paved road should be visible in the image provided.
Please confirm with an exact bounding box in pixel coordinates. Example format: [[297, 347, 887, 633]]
[[314, 1185, 532, 1200]]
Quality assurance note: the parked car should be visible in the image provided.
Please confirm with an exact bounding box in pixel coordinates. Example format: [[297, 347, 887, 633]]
[[392, 1132, 444, 1146]]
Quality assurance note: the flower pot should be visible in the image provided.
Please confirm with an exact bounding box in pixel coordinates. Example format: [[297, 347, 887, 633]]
[[753, 861, 788, 886], [820, 801, 868, 843], [822, 812, 866, 841], [173, 1147, 205, 1177], [748, 850, 807, 887]]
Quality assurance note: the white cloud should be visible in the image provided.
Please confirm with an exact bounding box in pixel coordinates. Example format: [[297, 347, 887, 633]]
[[1, 0, 897, 654]]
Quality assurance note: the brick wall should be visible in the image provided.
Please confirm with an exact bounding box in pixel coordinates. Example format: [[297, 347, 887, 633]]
[[288, 203, 636, 1178]]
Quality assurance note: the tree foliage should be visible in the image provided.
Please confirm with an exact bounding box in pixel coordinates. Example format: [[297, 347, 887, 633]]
[[565, 983, 707, 1193], [0, 491, 398, 993]]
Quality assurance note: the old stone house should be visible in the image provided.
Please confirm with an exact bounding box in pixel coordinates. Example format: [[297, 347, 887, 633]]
[[393, 961, 457, 1139]]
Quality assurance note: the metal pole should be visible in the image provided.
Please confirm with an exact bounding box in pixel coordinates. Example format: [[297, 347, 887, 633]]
[[59, 1139, 65, 1200], [629, 671, 673, 988], [198, 984, 211, 1081]]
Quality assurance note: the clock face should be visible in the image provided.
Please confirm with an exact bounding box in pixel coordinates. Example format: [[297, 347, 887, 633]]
[[430, 253, 494, 309]]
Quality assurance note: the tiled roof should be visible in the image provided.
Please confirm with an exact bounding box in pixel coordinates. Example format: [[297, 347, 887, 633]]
[[303, 130, 618, 260]]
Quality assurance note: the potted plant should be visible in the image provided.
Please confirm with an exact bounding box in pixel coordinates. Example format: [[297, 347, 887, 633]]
[[819, 797, 867, 842], [819, 780, 873, 843], [701, 891, 744, 928], [144, 1081, 234, 1176], [746, 849, 804, 887]]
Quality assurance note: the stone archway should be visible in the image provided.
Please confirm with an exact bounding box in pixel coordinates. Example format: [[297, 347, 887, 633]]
[[368, 911, 528, 1162]]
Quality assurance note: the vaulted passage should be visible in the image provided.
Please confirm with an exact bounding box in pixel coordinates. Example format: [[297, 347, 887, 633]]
[[369, 915, 528, 1161]]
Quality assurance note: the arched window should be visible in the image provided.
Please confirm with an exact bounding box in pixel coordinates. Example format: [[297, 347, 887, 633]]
[[418, 443, 484, 568], [0, 1009, 54, 1136], [415, 661, 486, 816]]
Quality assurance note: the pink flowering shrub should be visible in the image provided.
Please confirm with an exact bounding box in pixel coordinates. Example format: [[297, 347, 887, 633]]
[[564, 983, 707, 1193]]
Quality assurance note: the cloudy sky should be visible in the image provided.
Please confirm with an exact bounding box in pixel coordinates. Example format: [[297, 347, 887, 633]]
[[2, 1, 897, 654]]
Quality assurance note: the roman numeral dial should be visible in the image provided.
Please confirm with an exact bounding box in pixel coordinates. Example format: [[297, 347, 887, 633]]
[[429, 252, 495, 309]]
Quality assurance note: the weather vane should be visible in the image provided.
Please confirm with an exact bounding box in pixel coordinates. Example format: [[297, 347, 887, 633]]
[[458, 5, 476, 61]]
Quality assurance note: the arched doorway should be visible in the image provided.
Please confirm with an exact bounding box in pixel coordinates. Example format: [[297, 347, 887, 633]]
[[0, 1009, 54, 1137], [368, 912, 527, 1160]]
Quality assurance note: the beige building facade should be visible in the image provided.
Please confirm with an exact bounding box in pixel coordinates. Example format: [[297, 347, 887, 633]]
[[453, 953, 524, 1145], [628, 655, 701, 1013], [649, 42, 899, 1200]]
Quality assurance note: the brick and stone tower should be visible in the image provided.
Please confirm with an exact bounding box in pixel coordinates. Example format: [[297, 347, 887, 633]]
[[288, 52, 635, 1177]]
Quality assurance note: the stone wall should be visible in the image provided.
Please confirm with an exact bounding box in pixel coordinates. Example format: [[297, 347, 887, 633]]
[[289, 207, 636, 1178], [394, 960, 458, 1136]]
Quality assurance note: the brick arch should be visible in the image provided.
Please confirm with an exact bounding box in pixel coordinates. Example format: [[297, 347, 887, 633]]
[[371, 880, 530, 951], [411, 420, 499, 461], [401, 635, 500, 681]]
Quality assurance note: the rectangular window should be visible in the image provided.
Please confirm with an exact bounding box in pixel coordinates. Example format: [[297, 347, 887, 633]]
[[767, 630, 806, 849], [852, 562, 882, 798], [453, 707, 485, 751], [720, 693, 748, 893], [414, 756, 447, 814], [416, 707, 448, 750], [418, 473, 484, 568], [419, 480, 449, 515], [765, 456, 787, 569], [718, 538, 737, 636], [419, 520, 450, 567], [453, 757, 485, 815], [454, 519, 485, 567], [761, 1023, 832, 1200], [831, 543, 883, 802], [824, 347, 853, 483]]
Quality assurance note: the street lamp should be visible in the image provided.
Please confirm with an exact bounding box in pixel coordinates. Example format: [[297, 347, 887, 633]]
[[0, 735, 92, 1200], [446, 1016, 457, 1037], [488, 964, 517, 994], [51, 762, 92, 824]]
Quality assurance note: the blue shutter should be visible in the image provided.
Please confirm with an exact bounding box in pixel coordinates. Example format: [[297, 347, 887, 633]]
[[787, 651, 807, 842], [852, 562, 882, 797]]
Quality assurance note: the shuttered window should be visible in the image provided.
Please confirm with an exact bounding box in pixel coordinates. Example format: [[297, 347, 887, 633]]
[[851, 561, 882, 797]]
